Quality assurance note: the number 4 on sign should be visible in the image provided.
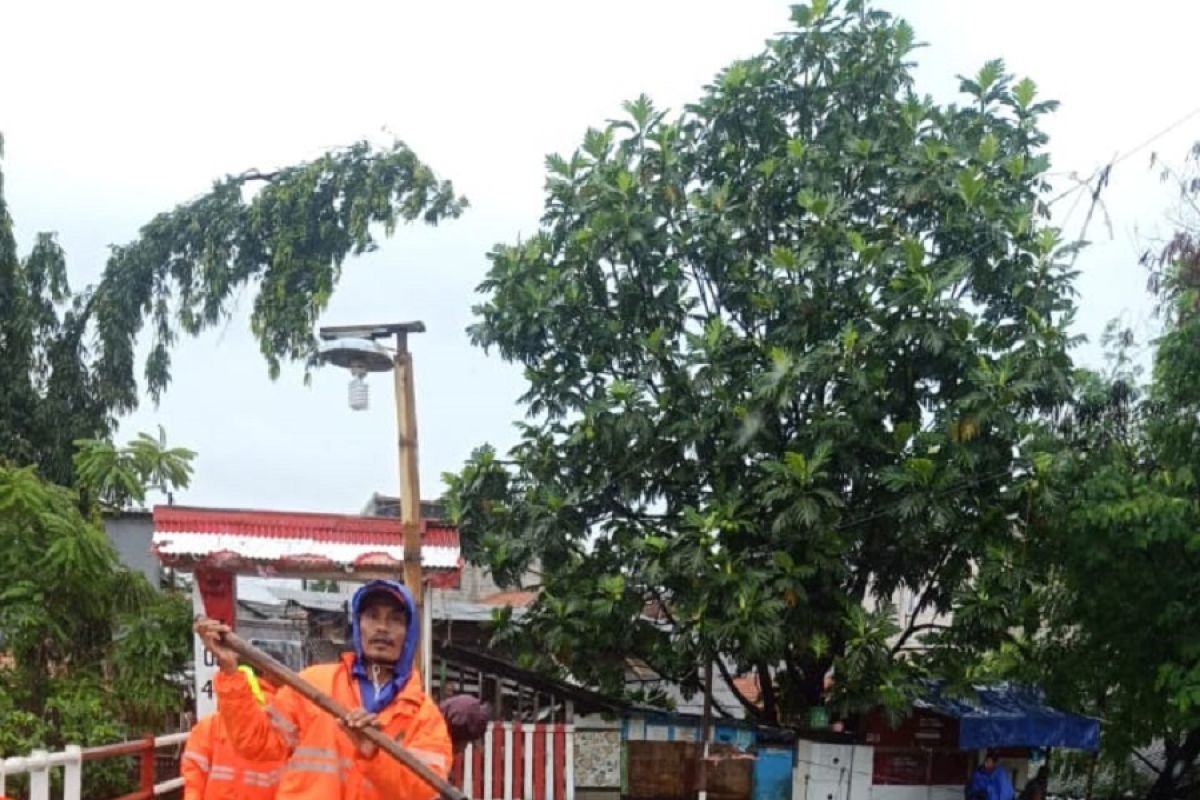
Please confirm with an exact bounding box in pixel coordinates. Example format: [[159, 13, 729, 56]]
[[202, 680, 214, 699]]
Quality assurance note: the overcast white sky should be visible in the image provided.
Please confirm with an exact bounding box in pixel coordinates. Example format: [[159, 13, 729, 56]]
[[4, 1, 1199, 513]]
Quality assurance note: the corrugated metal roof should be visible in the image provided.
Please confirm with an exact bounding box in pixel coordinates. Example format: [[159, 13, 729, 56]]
[[269, 587, 356, 611], [477, 590, 538, 607], [262, 589, 524, 623], [433, 599, 526, 622], [152, 506, 461, 573]]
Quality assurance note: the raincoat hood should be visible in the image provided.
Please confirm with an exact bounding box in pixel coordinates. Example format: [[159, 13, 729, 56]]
[[350, 580, 420, 713]]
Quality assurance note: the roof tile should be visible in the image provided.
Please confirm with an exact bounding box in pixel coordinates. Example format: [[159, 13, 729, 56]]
[[151, 505, 461, 574]]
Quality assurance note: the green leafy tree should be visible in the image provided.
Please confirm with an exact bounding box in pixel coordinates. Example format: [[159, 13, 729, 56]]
[[1036, 155, 1200, 798], [1132, 239, 1200, 800], [0, 464, 192, 798], [0, 132, 465, 488], [950, 335, 1200, 800], [937, 146, 1200, 800], [73, 426, 197, 510], [448, 0, 1075, 723]]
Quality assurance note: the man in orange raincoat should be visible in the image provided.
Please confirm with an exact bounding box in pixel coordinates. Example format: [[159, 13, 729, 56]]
[[195, 580, 451, 800], [182, 665, 284, 799]]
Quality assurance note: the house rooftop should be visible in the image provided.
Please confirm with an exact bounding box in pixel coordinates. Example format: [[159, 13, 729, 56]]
[[361, 493, 447, 522], [152, 505, 461, 586], [478, 590, 538, 608]]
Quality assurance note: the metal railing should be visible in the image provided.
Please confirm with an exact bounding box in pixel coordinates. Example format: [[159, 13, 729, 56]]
[[0, 732, 188, 800]]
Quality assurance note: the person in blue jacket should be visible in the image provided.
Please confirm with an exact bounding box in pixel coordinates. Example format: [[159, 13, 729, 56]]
[[967, 754, 1015, 800]]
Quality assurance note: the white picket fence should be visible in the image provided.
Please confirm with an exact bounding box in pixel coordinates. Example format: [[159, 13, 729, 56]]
[[453, 721, 576, 800], [0, 747, 82, 800], [0, 733, 188, 800]]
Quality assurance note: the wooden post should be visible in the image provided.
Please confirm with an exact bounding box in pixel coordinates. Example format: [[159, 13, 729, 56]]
[[138, 735, 156, 797], [422, 576, 434, 694], [924, 745, 933, 800], [393, 331, 426, 681], [493, 675, 504, 719], [697, 659, 714, 800]]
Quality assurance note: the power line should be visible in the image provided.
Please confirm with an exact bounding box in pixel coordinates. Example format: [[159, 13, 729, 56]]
[[1111, 104, 1200, 169], [1048, 103, 1200, 209]]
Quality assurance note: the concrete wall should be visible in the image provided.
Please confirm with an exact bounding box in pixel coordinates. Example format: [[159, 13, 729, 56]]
[[794, 741, 874, 800], [438, 560, 543, 605], [102, 512, 160, 586], [869, 786, 964, 800], [438, 561, 508, 603], [575, 718, 622, 790], [794, 740, 1028, 800]]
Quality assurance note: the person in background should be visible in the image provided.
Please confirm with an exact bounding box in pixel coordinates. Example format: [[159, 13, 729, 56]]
[[195, 580, 451, 800], [181, 665, 284, 800], [967, 754, 1015, 800], [439, 695, 491, 755]]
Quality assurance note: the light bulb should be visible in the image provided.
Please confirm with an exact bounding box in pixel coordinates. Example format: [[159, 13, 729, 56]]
[[348, 375, 369, 411]]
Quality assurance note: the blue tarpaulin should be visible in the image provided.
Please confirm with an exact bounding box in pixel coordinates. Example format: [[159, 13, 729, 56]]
[[915, 681, 1101, 752]]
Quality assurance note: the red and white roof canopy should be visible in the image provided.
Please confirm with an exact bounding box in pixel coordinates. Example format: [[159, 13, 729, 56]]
[[152, 506, 462, 586]]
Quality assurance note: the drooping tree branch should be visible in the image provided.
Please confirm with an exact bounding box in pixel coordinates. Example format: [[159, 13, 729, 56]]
[[91, 138, 466, 413]]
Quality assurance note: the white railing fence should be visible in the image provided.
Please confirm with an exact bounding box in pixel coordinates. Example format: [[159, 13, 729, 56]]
[[1, 733, 188, 800], [0, 746, 82, 800]]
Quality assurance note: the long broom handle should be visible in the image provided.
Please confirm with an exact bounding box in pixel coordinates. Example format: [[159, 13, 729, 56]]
[[219, 631, 469, 800]]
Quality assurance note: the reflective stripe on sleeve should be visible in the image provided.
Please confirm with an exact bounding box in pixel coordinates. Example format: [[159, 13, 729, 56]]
[[267, 706, 300, 746], [182, 752, 211, 773], [410, 748, 448, 771]]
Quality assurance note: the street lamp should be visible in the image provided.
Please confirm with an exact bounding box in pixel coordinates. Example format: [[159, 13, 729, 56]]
[[317, 321, 429, 685], [317, 336, 393, 410]]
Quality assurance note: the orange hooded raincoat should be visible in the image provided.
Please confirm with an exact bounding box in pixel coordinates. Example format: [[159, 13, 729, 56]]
[[182, 667, 285, 800], [214, 581, 451, 800]]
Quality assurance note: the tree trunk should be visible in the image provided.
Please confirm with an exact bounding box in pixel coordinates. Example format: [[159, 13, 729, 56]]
[[1146, 729, 1200, 800], [796, 652, 832, 710], [756, 661, 779, 725], [781, 647, 836, 722]]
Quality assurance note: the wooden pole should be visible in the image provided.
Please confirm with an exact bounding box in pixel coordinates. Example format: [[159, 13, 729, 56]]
[[393, 332, 426, 682], [696, 659, 714, 800], [221, 631, 468, 800]]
